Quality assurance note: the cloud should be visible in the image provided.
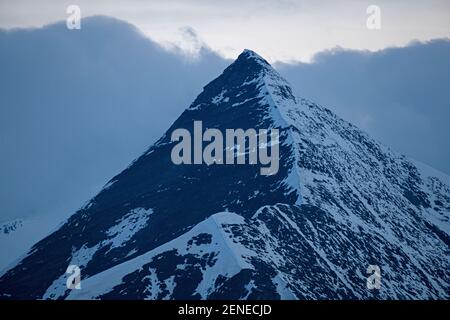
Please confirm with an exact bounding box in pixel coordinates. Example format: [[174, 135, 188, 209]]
[[1, 0, 450, 62], [0, 16, 228, 222]]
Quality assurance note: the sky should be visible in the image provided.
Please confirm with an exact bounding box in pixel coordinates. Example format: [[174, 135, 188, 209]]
[[1, 0, 450, 62]]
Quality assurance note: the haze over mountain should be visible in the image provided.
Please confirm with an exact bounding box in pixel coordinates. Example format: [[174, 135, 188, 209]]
[[1, 16, 449, 272]]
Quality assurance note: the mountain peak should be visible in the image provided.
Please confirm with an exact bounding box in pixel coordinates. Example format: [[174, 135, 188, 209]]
[[189, 47, 293, 115], [204, 49, 272, 83], [238, 49, 270, 65], [231, 49, 272, 73]]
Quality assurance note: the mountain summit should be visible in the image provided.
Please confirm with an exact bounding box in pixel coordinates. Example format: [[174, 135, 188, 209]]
[[1, 50, 449, 299]]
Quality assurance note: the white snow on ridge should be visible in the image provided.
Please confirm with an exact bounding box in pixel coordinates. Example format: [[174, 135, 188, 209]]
[[67, 212, 254, 300], [43, 244, 101, 299], [253, 65, 303, 205], [412, 158, 450, 188], [211, 89, 229, 105], [42, 207, 153, 299]]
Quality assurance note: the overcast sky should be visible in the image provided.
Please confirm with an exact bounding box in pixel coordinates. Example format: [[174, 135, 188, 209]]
[[1, 0, 449, 62]]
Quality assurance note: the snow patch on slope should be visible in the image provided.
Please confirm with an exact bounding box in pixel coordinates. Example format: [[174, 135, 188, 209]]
[[104, 207, 153, 251], [67, 212, 254, 299], [42, 207, 153, 299]]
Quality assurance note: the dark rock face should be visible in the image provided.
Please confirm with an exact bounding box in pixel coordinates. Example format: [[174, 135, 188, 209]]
[[1, 50, 449, 300]]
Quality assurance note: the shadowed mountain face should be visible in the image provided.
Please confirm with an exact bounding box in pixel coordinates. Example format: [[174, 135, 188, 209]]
[[1, 50, 449, 300]]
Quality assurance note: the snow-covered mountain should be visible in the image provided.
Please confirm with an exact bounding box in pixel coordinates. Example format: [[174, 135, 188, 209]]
[[1, 50, 449, 300]]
